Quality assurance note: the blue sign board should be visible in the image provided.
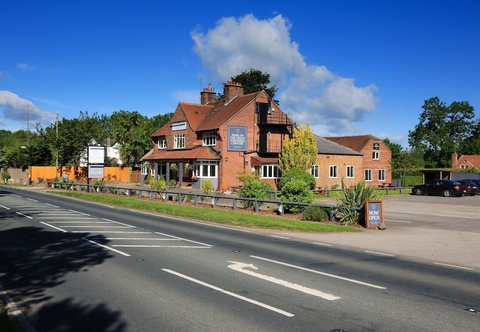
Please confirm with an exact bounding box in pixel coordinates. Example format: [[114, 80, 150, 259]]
[[365, 200, 384, 228], [228, 126, 247, 151]]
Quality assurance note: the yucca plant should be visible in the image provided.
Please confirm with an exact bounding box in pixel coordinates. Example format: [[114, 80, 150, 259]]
[[336, 180, 379, 225]]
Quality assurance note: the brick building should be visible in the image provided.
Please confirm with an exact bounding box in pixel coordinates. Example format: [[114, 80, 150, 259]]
[[142, 83, 389, 191], [451, 152, 480, 170], [325, 135, 392, 187]]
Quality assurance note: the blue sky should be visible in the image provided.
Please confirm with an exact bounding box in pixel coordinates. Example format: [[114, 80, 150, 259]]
[[1, 0, 479, 147]]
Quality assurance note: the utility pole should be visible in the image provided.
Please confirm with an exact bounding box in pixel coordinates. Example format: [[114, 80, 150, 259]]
[[55, 112, 59, 178]]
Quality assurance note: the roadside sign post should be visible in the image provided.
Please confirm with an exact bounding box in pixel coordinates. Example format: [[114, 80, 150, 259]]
[[365, 200, 384, 229]]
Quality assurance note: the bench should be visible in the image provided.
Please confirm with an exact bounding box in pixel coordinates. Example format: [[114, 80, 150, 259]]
[[378, 183, 394, 188], [231, 185, 242, 193]]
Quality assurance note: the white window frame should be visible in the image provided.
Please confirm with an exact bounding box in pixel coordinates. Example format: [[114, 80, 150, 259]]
[[329, 165, 338, 178], [195, 160, 217, 178], [158, 137, 166, 149], [310, 165, 319, 178], [261, 164, 281, 179], [365, 169, 372, 181], [174, 133, 185, 149], [202, 131, 216, 146], [346, 165, 354, 178], [378, 169, 386, 181], [372, 151, 380, 160]]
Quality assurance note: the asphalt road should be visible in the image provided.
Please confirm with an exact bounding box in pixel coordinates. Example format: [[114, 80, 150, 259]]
[[1, 187, 480, 331]]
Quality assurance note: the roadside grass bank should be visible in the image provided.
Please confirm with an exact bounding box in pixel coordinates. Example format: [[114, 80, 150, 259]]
[[0, 301, 20, 332], [48, 191, 361, 233]]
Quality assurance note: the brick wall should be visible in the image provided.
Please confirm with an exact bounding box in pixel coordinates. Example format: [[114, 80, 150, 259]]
[[316, 154, 364, 189]]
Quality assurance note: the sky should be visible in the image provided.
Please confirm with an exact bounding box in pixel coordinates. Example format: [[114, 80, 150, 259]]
[[1, 0, 479, 147]]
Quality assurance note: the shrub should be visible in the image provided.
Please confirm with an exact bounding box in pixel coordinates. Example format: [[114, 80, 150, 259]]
[[169, 179, 177, 187], [278, 179, 314, 213], [149, 177, 167, 191], [336, 181, 379, 225], [236, 169, 260, 183], [238, 179, 272, 208], [2, 172, 11, 184], [278, 167, 316, 191], [200, 179, 213, 203], [93, 179, 106, 192], [302, 206, 329, 222]]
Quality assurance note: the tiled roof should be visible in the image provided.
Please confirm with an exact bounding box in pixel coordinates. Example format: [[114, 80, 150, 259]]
[[324, 134, 380, 152], [316, 135, 362, 155], [150, 92, 262, 137], [142, 146, 221, 161], [455, 154, 480, 169], [196, 92, 262, 131]]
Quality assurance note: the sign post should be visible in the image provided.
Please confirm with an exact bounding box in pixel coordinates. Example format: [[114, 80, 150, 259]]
[[87, 146, 105, 187], [365, 200, 384, 229]]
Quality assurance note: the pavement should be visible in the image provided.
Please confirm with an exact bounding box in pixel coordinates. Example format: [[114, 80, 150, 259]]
[[11, 183, 480, 271]]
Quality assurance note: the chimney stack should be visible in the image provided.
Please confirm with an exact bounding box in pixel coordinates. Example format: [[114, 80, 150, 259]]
[[451, 151, 458, 168], [224, 81, 244, 103], [200, 83, 216, 104]]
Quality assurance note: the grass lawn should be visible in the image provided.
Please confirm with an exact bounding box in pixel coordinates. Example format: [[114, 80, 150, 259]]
[[48, 191, 361, 233]]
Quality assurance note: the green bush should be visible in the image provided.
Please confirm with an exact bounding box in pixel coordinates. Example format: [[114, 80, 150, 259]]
[[169, 179, 177, 186], [278, 179, 314, 213], [238, 179, 272, 208], [2, 172, 11, 184], [336, 181, 379, 225], [302, 206, 329, 222], [149, 177, 167, 191], [278, 168, 316, 190]]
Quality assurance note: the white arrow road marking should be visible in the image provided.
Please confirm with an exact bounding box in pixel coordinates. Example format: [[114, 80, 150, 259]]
[[162, 268, 294, 317], [227, 261, 340, 301]]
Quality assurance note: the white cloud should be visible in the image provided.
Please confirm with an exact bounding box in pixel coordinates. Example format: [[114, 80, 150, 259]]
[[191, 14, 380, 135], [0, 90, 57, 128]]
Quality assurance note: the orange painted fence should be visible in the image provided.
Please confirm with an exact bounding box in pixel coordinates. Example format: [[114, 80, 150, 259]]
[[29, 166, 133, 183]]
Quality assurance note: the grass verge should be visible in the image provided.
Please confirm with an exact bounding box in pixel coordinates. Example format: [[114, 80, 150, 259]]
[[48, 191, 361, 233], [0, 300, 20, 332]]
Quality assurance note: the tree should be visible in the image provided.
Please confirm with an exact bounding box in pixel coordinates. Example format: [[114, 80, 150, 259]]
[[408, 97, 476, 168], [217, 68, 278, 102], [279, 123, 318, 172], [390, 150, 422, 187], [382, 138, 402, 160]]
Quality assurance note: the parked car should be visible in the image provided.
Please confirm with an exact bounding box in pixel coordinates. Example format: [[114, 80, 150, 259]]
[[412, 180, 466, 197], [458, 180, 479, 196], [459, 179, 480, 195]]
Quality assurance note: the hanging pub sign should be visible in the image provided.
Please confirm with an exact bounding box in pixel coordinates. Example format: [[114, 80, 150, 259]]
[[365, 200, 384, 229], [227, 126, 247, 151]]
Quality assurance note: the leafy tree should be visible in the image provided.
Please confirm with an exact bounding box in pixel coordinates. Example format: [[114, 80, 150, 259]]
[[217, 68, 278, 102], [408, 97, 476, 167], [36, 111, 103, 171], [279, 123, 318, 172], [382, 138, 402, 160], [460, 119, 480, 155], [390, 150, 422, 186]]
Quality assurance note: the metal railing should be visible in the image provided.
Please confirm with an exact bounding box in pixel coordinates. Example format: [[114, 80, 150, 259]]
[[47, 181, 344, 221]]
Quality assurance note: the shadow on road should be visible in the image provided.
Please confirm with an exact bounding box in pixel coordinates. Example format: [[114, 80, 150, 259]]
[[0, 223, 127, 331]]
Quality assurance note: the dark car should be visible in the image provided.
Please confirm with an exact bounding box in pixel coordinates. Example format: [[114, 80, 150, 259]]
[[458, 180, 480, 196], [412, 179, 465, 197], [459, 179, 480, 195]]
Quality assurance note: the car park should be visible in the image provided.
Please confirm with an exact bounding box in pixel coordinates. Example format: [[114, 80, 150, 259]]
[[458, 179, 479, 196], [412, 179, 466, 197]]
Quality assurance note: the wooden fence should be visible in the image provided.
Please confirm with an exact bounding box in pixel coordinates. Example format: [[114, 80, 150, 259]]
[[28, 166, 133, 183]]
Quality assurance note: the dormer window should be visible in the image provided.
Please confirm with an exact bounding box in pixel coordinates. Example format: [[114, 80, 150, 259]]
[[203, 131, 216, 146], [158, 137, 166, 149]]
